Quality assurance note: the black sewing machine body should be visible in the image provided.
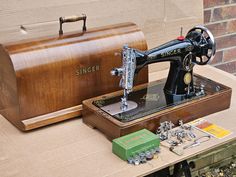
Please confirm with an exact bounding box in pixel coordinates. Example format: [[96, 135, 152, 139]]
[[110, 26, 216, 107], [134, 39, 195, 104], [82, 26, 232, 140]]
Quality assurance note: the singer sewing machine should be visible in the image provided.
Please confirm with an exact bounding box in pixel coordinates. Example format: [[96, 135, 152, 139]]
[[82, 26, 232, 140]]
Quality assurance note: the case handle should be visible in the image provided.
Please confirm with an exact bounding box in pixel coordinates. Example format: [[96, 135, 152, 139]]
[[59, 14, 87, 35]]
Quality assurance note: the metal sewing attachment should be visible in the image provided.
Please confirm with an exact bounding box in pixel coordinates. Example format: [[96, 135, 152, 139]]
[[200, 84, 205, 95], [103, 45, 138, 117], [156, 121, 174, 141], [195, 83, 206, 96], [111, 45, 137, 112], [157, 120, 196, 144], [127, 147, 160, 165], [157, 120, 212, 156], [183, 135, 211, 149]]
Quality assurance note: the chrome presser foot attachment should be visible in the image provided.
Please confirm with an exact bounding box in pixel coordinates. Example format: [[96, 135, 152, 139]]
[[121, 89, 129, 111]]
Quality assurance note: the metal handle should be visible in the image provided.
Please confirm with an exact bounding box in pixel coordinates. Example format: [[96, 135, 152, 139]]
[[59, 14, 87, 35]]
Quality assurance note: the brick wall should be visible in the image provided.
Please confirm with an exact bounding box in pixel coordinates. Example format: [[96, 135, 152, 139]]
[[204, 0, 236, 75]]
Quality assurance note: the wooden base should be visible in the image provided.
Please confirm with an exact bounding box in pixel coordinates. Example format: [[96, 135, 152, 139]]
[[82, 75, 232, 140]]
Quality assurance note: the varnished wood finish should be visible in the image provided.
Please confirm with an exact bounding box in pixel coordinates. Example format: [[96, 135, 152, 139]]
[[0, 22, 148, 131], [82, 75, 232, 140], [22, 105, 82, 130]]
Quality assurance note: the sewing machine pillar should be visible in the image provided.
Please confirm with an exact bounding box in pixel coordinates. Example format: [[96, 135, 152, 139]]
[[164, 61, 194, 100]]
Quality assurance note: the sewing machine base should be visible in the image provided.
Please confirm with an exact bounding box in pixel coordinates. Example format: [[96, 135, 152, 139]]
[[82, 75, 231, 140]]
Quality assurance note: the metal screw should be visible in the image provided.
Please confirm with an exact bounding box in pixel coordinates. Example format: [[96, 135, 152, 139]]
[[216, 85, 221, 92], [200, 84, 205, 94]]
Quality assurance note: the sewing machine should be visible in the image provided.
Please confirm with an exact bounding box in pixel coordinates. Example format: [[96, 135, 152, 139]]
[[82, 26, 232, 140]]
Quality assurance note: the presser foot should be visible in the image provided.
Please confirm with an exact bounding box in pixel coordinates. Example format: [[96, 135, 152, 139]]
[[121, 97, 128, 111]]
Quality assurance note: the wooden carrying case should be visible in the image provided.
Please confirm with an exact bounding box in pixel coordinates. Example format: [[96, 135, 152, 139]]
[[0, 16, 148, 131]]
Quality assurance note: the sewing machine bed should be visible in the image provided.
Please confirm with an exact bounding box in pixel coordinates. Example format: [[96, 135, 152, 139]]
[[82, 74, 232, 140]]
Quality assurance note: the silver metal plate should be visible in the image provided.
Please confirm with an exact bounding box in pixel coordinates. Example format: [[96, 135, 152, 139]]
[[100, 101, 138, 115]]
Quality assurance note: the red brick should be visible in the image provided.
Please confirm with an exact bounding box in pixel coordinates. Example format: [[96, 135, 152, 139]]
[[215, 34, 236, 50], [210, 51, 223, 64], [212, 5, 236, 22], [204, 0, 230, 8], [205, 22, 227, 37], [223, 47, 236, 61], [215, 60, 236, 73], [204, 10, 211, 23], [227, 20, 236, 33]]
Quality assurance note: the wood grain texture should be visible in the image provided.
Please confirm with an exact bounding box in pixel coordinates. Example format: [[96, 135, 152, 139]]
[[82, 75, 232, 140], [0, 22, 148, 131]]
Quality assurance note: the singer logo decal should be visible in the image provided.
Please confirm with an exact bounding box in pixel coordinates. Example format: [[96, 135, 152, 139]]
[[161, 48, 181, 57], [76, 65, 100, 76]]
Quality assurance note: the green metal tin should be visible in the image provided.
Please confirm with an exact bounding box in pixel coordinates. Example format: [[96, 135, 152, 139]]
[[112, 129, 160, 160]]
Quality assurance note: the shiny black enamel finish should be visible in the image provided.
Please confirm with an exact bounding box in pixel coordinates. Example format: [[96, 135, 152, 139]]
[[93, 75, 225, 122], [134, 38, 198, 99]]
